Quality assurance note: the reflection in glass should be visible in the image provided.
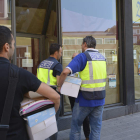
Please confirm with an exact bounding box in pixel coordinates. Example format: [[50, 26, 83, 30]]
[[132, 0, 140, 99], [0, 0, 11, 29], [16, 0, 58, 75], [16, 37, 40, 75], [44, 0, 58, 59], [16, 0, 49, 34], [61, 0, 119, 112]]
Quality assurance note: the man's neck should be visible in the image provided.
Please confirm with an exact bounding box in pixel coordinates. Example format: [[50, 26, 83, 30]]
[[50, 55, 57, 60], [0, 53, 9, 59]]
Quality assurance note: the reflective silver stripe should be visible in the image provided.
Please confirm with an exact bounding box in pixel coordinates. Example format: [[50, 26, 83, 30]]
[[82, 79, 106, 84], [80, 86, 105, 92], [47, 69, 50, 85], [88, 61, 93, 79]]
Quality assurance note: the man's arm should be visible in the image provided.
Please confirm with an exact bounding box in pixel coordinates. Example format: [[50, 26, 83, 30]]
[[36, 83, 60, 112], [58, 53, 86, 92], [56, 75, 60, 85], [58, 68, 71, 92], [56, 75, 61, 92]]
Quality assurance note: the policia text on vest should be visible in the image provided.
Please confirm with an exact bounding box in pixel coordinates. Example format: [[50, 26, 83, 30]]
[[37, 59, 59, 89]]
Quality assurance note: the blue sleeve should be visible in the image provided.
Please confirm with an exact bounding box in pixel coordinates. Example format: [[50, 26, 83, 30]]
[[67, 53, 87, 74]]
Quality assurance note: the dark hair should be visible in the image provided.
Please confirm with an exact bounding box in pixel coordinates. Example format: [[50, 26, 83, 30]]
[[49, 43, 61, 55], [83, 36, 96, 48], [0, 26, 12, 52]]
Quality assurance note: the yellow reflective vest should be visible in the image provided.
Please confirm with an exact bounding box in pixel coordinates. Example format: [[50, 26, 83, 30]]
[[79, 50, 107, 100], [37, 59, 59, 88]]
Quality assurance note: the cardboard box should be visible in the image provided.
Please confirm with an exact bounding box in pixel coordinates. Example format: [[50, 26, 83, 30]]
[[61, 76, 82, 98], [26, 108, 57, 140], [25, 91, 43, 99], [26, 108, 55, 127]]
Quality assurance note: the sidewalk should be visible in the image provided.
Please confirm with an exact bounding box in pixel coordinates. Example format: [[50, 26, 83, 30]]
[[57, 112, 140, 140]]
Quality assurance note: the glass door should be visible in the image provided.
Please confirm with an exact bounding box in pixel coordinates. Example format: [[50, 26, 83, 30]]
[[16, 37, 40, 75]]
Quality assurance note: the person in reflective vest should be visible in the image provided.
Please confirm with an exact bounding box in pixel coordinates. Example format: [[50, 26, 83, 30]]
[[37, 43, 63, 140], [58, 36, 107, 140], [68, 52, 90, 140], [79, 49, 106, 100], [37, 43, 62, 90]]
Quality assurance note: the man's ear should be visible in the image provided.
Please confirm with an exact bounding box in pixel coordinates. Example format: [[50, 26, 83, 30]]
[[3, 43, 9, 52], [54, 50, 58, 56], [84, 42, 88, 49]]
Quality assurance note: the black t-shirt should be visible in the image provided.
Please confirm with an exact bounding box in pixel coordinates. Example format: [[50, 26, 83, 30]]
[[0, 57, 41, 140], [46, 57, 63, 77]]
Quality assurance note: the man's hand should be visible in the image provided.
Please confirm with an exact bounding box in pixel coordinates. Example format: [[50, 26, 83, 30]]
[[36, 83, 60, 112], [58, 68, 71, 92], [57, 86, 61, 93]]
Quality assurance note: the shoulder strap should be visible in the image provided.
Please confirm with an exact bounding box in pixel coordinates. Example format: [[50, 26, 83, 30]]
[[84, 51, 92, 61], [0, 64, 19, 140]]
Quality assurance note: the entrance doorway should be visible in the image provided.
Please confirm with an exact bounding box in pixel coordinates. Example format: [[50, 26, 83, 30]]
[[15, 0, 58, 75]]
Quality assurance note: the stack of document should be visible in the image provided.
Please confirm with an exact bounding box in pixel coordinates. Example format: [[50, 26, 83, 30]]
[[20, 98, 54, 116], [61, 76, 82, 98]]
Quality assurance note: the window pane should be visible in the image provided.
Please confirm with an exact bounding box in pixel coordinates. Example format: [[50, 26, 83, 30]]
[[16, 0, 49, 34], [0, 0, 11, 29], [132, 0, 140, 99], [16, 37, 40, 75], [96, 38, 103, 44], [61, 0, 119, 113], [16, 0, 58, 75]]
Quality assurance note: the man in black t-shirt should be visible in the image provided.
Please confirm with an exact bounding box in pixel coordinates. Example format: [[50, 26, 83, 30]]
[[37, 43, 63, 140], [0, 26, 60, 140]]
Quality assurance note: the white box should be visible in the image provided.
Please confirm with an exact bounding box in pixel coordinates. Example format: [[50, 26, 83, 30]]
[[61, 76, 82, 98], [26, 115, 57, 140]]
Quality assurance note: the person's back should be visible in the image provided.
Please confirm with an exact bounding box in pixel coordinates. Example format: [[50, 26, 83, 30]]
[[58, 36, 107, 140], [37, 43, 63, 91], [0, 26, 60, 140], [0, 60, 41, 140]]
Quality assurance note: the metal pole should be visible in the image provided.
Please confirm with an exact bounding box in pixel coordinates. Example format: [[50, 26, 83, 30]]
[[11, 0, 16, 65]]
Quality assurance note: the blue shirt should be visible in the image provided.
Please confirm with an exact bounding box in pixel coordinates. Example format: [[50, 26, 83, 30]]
[[67, 50, 105, 107]]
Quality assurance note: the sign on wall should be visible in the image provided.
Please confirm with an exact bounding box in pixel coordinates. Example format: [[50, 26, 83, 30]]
[[22, 59, 33, 67], [133, 0, 140, 23]]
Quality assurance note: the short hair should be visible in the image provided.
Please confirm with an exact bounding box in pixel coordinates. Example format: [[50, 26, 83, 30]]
[[83, 36, 96, 48], [49, 43, 61, 55], [0, 26, 12, 52]]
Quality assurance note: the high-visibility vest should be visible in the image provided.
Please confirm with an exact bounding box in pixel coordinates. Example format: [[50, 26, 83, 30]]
[[37, 59, 59, 88], [79, 50, 107, 100]]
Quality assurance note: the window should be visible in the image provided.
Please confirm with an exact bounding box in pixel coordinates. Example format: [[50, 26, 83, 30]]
[[98, 49, 103, 56], [63, 39, 76, 45], [63, 50, 76, 57], [105, 49, 116, 64], [104, 38, 116, 44], [77, 38, 83, 45], [0, 0, 11, 29], [96, 38, 103, 44], [133, 29, 137, 34], [137, 29, 140, 34], [61, 0, 119, 113], [7, 0, 11, 13], [133, 36, 137, 44], [132, 0, 140, 100]]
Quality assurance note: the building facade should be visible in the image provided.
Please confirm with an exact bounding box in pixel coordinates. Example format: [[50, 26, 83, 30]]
[[0, 0, 140, 131]]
